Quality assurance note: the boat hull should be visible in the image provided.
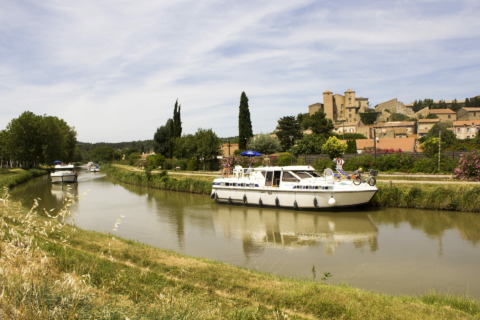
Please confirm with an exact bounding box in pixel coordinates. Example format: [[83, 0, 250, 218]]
[[212, 186, 377, 209], [51, 172, 77, 183]]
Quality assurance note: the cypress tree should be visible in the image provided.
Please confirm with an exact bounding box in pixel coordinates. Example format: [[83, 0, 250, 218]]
[[173, 100, 182, 138], [238, 92, 253, 150]]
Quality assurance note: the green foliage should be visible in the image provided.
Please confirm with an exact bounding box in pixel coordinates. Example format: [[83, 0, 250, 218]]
[[311, 157, 334, 171], [421, 138, 442, 157], [343, 154, 374, 171], [375, 153, 414, 172], [321, 136, 347, 160], [302, 111, 334, 136], [359, 111, 379, 125], [187, 157, 198, 171], [246, 134, 281, 155], [128, 152, 141, 166], [238, 92, 253, 150], [389, 113, 411, 121], [291, 134, 326, 155], [342, 133, 367, 139], [345, 139, 357, 154], [146, 154, 165, 171], [173, 99, 182, 138], [1, 111, 78, 167], [276, 153, 294, 166], [153, 119, 174, 157], [425, 123, 456, 148], [91, 146, 115, 162], [275, 116, 303, 151]]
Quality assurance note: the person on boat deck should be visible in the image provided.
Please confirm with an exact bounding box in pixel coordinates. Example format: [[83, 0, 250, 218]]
[[353, 168, 363, 176]]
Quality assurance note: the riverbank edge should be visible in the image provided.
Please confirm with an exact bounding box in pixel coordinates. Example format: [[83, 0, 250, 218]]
[[0, 168, 47, 189], [1, 197, 479, 319], [105, 165, 480, 213]]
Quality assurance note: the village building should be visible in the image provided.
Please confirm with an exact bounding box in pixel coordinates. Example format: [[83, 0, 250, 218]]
[[353, 137, 418, 153], [375, 98, 414, 122], [453, 120, 480, 140], [371, 121, 416, 139], [417, 119, 440, 137], [333, 121, 370, 138], [457, 107, 480, 121], [428, 108, 457, 122]]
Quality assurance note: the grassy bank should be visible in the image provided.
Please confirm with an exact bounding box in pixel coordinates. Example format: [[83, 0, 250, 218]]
[[0, 167, 47, 189], [106, 165, 480, 213], [104, 164, 212, 194], [1, 193, 479, 320], [372, 184, 480, 212]]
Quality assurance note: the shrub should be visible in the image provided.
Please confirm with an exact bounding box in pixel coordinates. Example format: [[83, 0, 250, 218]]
[[187, 158, 198, 171], [312, 158, 334, 171], [343, 154, 374, 171], [454, 151, 480, 181]]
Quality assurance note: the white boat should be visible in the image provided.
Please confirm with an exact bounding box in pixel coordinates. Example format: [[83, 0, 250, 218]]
[[211, 165, 377, 209], [50, 164, 77, 183], [89, 164, 100, 172]]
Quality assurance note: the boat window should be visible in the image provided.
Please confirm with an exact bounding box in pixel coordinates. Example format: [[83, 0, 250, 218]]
[[282, 171, 299, 182], [265, 171, 273, 186], [295, 171, 313, 179], [250, 183, 255, 188]]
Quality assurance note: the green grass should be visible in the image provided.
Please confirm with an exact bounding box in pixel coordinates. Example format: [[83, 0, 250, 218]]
[[1, 194, 479, 319], [0, 167, 47, 189]]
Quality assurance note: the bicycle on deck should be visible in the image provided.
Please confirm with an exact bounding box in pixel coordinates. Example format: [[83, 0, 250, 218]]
[[352, 169, 377, 186]]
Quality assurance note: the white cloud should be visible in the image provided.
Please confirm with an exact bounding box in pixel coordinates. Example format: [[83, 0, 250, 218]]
[[0, 0, 479, 142]]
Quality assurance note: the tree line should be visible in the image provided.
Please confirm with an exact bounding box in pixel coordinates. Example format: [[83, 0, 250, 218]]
[[0, 111, 78, 168]]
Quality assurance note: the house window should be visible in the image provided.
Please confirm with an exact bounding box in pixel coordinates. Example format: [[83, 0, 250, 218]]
[[448, 115, 451, 119]]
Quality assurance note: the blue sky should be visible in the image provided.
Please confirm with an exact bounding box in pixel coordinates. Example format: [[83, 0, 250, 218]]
[[1, 0, 479, 143]]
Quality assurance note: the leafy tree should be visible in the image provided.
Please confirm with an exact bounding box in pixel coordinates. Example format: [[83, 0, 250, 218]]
[[437, 100, 447, 109], [308, 111, 334, 136], [194, 128, 221, 170], [291, 134, 326, 155], [421, 137, 443, 157], [359, 111, 379, 125], [174, 134, 197, 159], [321, 136, 347, 160], [426, 123, 456, 149], [91, 146, 115, 162], [341, 133, 367, 139], [246, 134, 281, 155], [146, 153, 165, 171], [345, 139, 357, 154], [238, 92, 253, 150], [153, 119, 174, 157], [275, 116, 303, 151], [450, 99, 461, 112]]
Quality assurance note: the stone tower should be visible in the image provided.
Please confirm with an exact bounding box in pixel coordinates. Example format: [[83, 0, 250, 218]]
[[323, 90, 334, 121]]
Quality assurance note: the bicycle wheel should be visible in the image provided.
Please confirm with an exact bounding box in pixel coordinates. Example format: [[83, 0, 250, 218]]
[[367, 177, 376, 186], [353, 176, 362, 185]]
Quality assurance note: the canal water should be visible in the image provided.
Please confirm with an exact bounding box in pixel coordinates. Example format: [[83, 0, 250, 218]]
[[9, 169, 480, 299]]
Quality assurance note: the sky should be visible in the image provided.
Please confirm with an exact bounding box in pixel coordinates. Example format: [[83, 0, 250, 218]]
[[1, 0, 479, 143]]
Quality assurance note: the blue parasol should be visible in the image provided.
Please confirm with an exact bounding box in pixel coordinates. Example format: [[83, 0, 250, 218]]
[[240, 151, 262, 157], [52, 160, 63, 165]]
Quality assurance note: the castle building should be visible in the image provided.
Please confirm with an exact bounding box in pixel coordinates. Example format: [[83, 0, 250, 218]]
[[309, 89, 369, 122]]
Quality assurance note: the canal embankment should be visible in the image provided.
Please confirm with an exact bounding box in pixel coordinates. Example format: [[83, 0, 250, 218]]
[[105, 164, 480, 213], [0, 168, 47, 189], [1, 195, 479, 319]]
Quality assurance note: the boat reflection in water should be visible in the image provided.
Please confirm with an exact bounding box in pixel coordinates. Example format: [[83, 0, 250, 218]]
[[211, 204, 378, 255], [51, 182, 78, 203]]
